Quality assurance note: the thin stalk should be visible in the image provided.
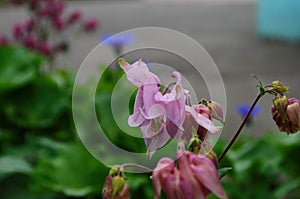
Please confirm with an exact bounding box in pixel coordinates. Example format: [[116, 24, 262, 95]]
[[121, 163, 152, 173], [218, 93, 263, 162]]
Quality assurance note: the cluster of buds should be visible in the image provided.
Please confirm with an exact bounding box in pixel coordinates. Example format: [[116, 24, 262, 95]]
[[272, 96, 300, 134], [102, 167, 130, 199], [1, 0, 99, 60], [268, 81, 300, 134]]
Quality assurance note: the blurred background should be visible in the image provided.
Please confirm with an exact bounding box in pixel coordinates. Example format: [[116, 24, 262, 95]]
[[0, 0, 300, 198]]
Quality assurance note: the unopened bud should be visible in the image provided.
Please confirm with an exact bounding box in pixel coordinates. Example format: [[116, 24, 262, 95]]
[[272, 81, 289, 93], [272, 97, 300, 134], [208, 100, 224, 123]]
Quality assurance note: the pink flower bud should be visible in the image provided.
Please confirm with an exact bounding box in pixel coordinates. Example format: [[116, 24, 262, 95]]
[[12, 23, 25, 40], [102, 175, 130, 199], [272, 97, 300, 134], [84, 18, 99, 32], [0, 36, 9, 46], [24, 35, 37, 49], [10, 0, 24, 5], [53, 17, 65, 30], [38, 42, 51, 56], [24, 19, 35, 33], [68, 10, 82, 24], [208, 100, 224, 123]]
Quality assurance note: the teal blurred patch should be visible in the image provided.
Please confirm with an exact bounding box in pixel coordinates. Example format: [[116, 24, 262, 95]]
[[257, 0, 300, 42]]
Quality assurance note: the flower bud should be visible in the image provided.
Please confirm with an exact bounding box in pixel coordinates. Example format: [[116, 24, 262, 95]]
[[68, 10, 82, 24], [102, 168, 130, 199], [272, 97, 300, 134], [272, 81, 289, 93], [84, 18, 99, 32], [208, 100, 224, 123]]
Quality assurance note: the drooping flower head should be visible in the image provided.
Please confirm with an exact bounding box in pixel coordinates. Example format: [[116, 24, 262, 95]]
[[152, 147, 227, 199], [272, 96, 300, 134]]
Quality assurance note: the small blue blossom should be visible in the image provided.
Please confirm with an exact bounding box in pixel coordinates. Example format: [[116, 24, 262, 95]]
[[100, 33, 133, 47], [237, 104, 261, 117]]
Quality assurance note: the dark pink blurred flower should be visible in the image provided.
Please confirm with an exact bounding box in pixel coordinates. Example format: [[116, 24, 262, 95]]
[[68, 10, 82, 24], [12, 23, 25, 40], [10, 0, 24, 5], [24, 35, 37, 49], [272, 96, 300, 134], [37, 6, 49, 17], [46, 0, 65, 18], [0, 36, 9, 46], [38, 41, 51, 56], [84, 18, 99, 32], [152, 149, 227, 199], [28, 0, 39, 10], [24, 19, 35, 33], [53, 17, 65, 30]]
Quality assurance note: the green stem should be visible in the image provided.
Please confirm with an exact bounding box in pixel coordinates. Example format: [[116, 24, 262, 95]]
[[218, 93, 263, 162]]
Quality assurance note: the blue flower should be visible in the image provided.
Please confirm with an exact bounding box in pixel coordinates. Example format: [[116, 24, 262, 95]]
[[237, 104, 261, 117], [100, 33, 133, 47]]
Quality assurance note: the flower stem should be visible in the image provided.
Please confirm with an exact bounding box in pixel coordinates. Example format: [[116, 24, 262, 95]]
[[121, 163, 153, 173], [218, 93, 263, 162]]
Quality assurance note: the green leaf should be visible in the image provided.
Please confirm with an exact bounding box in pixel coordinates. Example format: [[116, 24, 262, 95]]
[[0, 46, 43, 93], [218, 167, 232, 179], [3, 75, 69, 128], [32, 142, 108, 197], [0, 156, 32, 179], [274, 179, 300, 198]]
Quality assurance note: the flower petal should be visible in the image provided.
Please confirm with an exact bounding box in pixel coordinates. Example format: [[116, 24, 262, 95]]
[[118, 58, 160, 87], [152, 158, 174, 199], [191, 155, 227, 199], [185, 106, 221, 133], [128, 88, 144, 127]]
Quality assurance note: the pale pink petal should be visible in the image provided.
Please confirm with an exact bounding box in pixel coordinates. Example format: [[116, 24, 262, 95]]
[[118, 58, 160, 87], [191, 155, 227, 199], [128, 88, 144, 127], [140, 117, 164, 138], [185, 106, 221, 133], [208, 101, 225, 123], [142, 83, 161, 116], [165, 97, 185, 138], [152, 158, 174, 199], [142, 127, 170, 158]]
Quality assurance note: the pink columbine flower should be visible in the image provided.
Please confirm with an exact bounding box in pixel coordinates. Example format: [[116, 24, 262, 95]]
[[272, 96, 300, 134], [152, 149, 227, 199], [119, 58, 222, 156], [119, 58, 185, 156]]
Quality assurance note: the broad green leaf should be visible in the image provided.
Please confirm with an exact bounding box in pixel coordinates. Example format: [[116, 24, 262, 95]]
[[0, 156, 32, 179], [32, 142, 108, 197], [0, 46, 43, 93], [3, 75, 69, 128]]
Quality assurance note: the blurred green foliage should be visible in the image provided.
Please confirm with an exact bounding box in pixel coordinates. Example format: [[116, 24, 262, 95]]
[[0, 46, 299, 199]]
